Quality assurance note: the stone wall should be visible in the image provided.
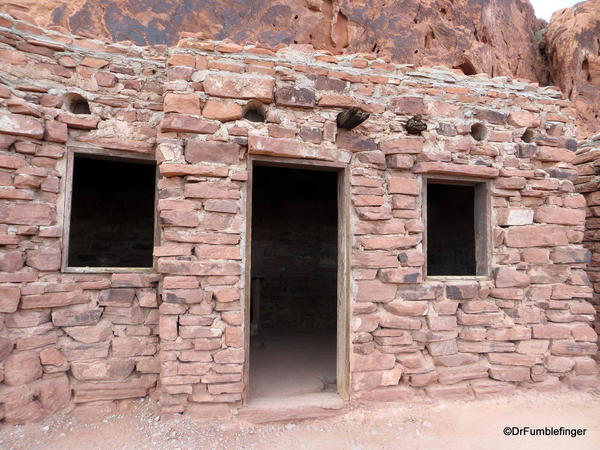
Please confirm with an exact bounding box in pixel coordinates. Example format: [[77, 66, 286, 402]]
[[0, 11, 598, 423], [0, 13, 163, 423], [574, 134, 600, 345]]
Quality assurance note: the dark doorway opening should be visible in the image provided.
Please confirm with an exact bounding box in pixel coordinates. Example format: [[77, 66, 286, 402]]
[[427, 183, 476, 276], [68, 155, 156, 268], [250, 165, 338, 399]]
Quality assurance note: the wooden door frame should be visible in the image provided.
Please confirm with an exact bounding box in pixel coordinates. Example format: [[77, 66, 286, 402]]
[[243, 155, 350, 403]]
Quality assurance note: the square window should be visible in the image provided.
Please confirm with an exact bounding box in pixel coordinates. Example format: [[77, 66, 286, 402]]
[[425, 179, 489, 277], [66, 153, 156, 269]]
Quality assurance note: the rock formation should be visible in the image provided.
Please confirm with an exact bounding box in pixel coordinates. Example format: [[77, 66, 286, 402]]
[[545, 0, 600, 138], [1, 0, 547, 82]]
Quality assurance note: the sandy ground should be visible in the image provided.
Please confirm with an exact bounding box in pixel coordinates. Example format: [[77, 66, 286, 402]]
[[1, 390, 599, 450]]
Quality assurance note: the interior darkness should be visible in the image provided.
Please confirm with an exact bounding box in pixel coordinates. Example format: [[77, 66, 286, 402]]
[[250, 165, 338, 398], [427, 183, 476, 276], [251, 165, 338, 332], [68, 155, 156, 267]]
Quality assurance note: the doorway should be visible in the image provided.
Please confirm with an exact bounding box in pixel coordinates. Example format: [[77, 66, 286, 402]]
[[247, 160, 347, 401]]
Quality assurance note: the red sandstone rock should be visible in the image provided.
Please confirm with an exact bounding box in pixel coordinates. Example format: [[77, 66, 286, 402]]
[[71, 359, 135, 381], [413, 162, 499, 178], [3, 0, 547, 85], [545, 0, 600, 137], [26, 247, 61, 271], [504, 225, 569, 248], [204, 74, 274, 102], [186, 140, 240, 164], [44, 120, 68, 143], [57, 113, 99, 130], [0, 113, 44, 138], [160, 113, 220, 134], [38, 375, 71, 413], [202, 100, 243, 121], [494, 267, 530, 288], [164, 93, 201, 115], [3, 351, 42, 386]]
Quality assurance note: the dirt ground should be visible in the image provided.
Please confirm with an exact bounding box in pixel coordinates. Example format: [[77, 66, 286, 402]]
[[1, 390, 599, 450]]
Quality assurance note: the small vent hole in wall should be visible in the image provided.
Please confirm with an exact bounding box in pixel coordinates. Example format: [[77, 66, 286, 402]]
[[470, 122, 487, 141], [522, 128, 535, 143], [244, 101, 266, 123], [64, 93, 90, 115]]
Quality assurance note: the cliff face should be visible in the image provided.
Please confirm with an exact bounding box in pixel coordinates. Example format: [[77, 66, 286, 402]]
[[545, 0, 600, 137], [1, 0, 546, 82]]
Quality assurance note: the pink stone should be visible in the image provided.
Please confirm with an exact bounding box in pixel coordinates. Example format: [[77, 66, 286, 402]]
[[185, 140, 240, 164], [204, 74, 274, 101], [534, 206, 585, 226], [0, 286, 20, 312], [71, 359, 135, 381], [3, 351, 42, 386], [0, 113, 44, 138], [38, 375, 71, 413], [508, 111, 540, 128], [384, 301, 428, 316], [354, 353, 396, 371], [388, 177, 420, 195], [26, 247, 61, 271], [0, 250, 25, 272], [0, 203, 56, 226], [44, 120, 68, 143], [164, 93, 201, 115], [202, 100, 243, 121], [489, 365, 530, 382], [494, 267, 530, 288], [505, 225, 569, 248], [571, 325, 598, 342]]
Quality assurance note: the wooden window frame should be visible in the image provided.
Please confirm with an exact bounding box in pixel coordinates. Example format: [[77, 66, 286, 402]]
[[243, 155, 351, 403], [422, 175, 491, 280], [61, 147, 158, 274]]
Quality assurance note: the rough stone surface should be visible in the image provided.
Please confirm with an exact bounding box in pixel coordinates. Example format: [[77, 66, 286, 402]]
[[0, 9, 596, 425], [0, 0, 547, 84], [545, 0, 600, 137]]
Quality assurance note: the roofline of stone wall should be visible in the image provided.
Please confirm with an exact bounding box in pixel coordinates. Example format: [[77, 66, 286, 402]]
[[0, 12, 569, 103]]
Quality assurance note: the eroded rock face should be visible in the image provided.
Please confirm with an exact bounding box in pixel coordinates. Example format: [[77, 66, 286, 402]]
[[2, 0, 546, 81], [545, 0, 600, 138]]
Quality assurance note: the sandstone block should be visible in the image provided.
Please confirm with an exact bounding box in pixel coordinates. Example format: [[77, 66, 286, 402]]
[[0, 113, 44, 138], [160, 113, 220, 134], [494, 267, 530, 288], [354, 353, 396, 372], [388, 177, 419, 195], [551, 341, 598, 356], [534, 206, 585, 226], [64, 320, 113, 344], [384, 301, 428, 316], [71, 359, 135, 381], [202, 100, 243, 121], [45, 120, 68, 143], [26, 248, 61, 271], [505, 225, 568, 247], [489, 365, 530, 382], [204, 74, 274, 101], [0, 286, 20, 312], [21, 291, 88, 309], [275, 87, 315, 108], [544, 356, 575, 373], [52, 308, 102, 327], [4, 352, 42, 386], [186, 140, 240, 164], [508, 111, 540, 128], [0, 203, 56, 226], [164, 93, 201, 115], [38, 375, 71, 413]]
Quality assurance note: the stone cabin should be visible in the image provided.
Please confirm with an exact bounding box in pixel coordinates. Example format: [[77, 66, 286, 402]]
[[0, 12, 597, 423]]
